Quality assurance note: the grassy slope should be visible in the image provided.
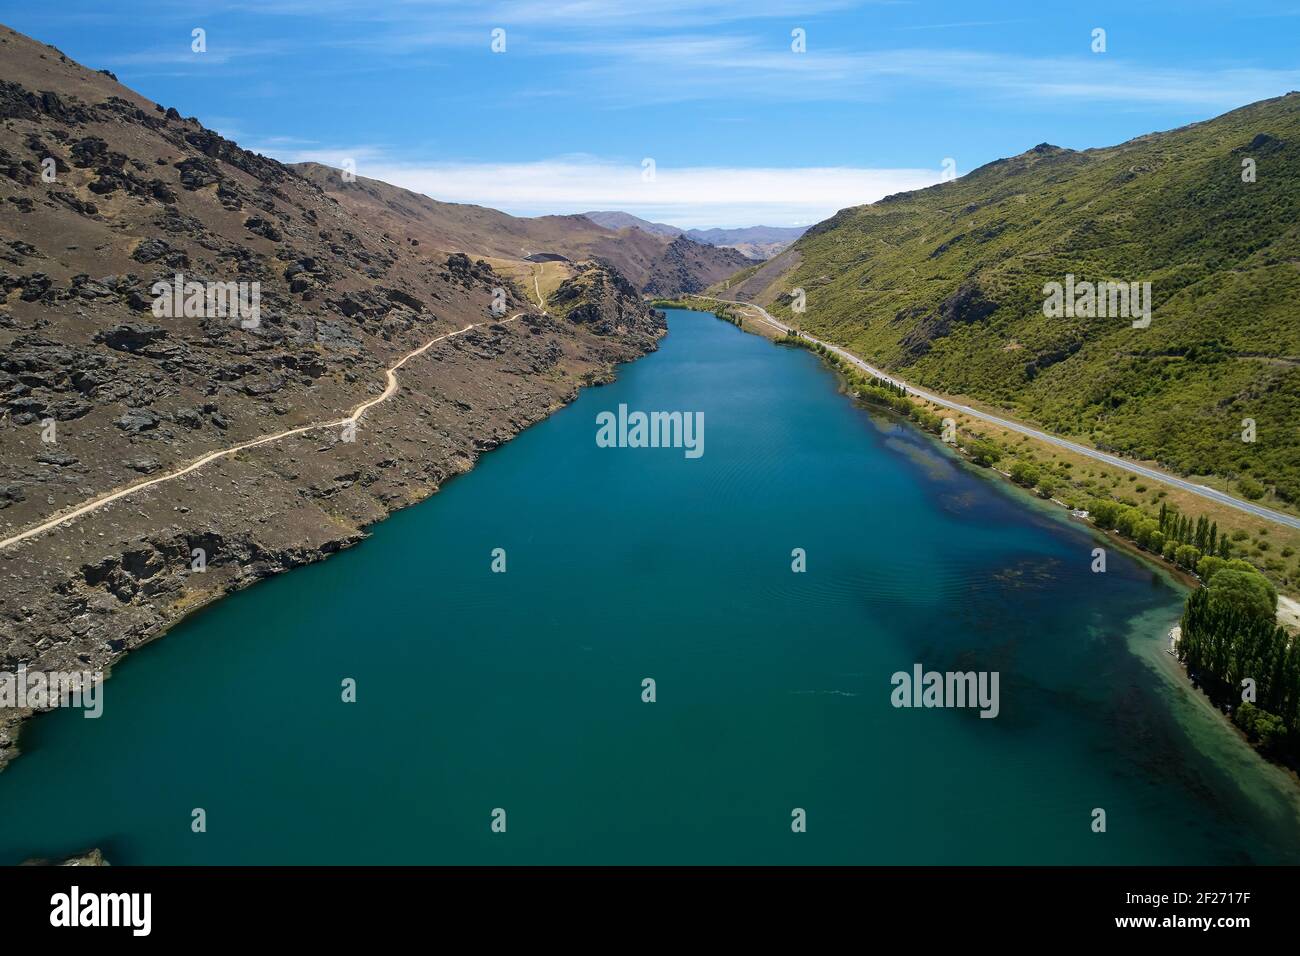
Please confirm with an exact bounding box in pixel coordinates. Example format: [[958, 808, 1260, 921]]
[[748, 93, 1300, 510]]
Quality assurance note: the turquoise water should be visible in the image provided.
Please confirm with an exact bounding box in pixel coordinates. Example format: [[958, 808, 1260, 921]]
[[3, 309, 1299, 864]]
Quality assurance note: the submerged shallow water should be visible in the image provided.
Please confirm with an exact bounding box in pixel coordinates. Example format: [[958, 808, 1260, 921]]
[[2, 309, 1298, 864]]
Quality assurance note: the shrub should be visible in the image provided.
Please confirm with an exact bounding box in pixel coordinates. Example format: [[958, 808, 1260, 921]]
[[1238, 476, 1265, 500], [1010, 460, 1039, 487], [966, 439, 1001, 467], [1235, 702, 1288, 755], [1090, 500, 1119, 529], [1196, 555, 1227, 582], [1207, 567, 1276, 622]]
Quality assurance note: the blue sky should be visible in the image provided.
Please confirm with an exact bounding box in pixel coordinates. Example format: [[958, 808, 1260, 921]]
[[3, 0, 1298, 227]]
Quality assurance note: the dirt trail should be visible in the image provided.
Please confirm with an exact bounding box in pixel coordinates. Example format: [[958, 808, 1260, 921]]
[[0, 311, 529, 552]]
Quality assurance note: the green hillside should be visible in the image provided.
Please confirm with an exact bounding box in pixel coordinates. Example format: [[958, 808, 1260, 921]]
[[752, 93, 1300, 508]]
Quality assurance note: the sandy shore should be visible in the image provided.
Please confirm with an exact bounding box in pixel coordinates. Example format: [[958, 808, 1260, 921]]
[[1279, 596, 1300, 630]]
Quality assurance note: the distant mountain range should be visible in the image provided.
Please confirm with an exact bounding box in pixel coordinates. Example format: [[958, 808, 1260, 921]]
[[292, 165, 750, 295], [726, 93, 1300, 508], [582, 211, 807, 260]]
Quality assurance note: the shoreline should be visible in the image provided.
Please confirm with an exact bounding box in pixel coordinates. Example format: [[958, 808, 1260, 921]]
[[10, 303, 1300, 863], [665, 300, 1203, 587], [668, 297, 1291, 596], [666, 301, 1300, 786], [1146, 620, 1300, 798], [0, 311, 666, 775], [668, 296, 1300, 595]]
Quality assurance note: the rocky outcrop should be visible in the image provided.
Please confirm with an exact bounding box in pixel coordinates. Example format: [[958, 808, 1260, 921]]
[[641, 236, 751, 297], [897, 279, 999, 359], [549, 262, 667, 337], [21, 847, 108, 866]]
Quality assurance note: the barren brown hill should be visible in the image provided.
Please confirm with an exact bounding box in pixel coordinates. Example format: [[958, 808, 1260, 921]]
[[0, 22, 664, 769], [293, 161, 749, 295], [642, 235, 751, 297]]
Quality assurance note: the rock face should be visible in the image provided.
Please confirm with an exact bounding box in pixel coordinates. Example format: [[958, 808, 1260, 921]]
[[640, 236, 752, 297], [548, 262, 666, 337], [0, 24, 665, 770]]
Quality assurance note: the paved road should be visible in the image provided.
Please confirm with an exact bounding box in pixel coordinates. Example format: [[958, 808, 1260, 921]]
[[700, 295, 1300, 532], [0, 311, 530, 552]]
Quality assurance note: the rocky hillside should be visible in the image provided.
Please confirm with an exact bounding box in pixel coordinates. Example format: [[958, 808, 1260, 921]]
[[642, 236, 751, 297], [736, 93, 1300, 508], [0, 23, 664, 769], [293, 162, 748, 295], [548, 261, 656, 333]]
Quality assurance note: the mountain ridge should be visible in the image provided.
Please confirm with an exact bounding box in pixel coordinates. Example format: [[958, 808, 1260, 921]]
[[582, 210, 806, 259], [292, 164, 748, 295], [724, 92, 1300, 521]]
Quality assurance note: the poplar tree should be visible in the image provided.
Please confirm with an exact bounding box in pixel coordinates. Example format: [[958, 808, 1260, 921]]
[[1178, 575, 1299, 755]]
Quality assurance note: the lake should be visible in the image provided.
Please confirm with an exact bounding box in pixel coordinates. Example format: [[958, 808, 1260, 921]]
[[2, 308, 1298, 864]]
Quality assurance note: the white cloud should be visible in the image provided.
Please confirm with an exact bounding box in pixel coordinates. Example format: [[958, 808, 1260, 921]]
[[482, 0, 861, 28], [100, 5, 1300, 111], [265, 149, 943, 227], [552, 37, 1300, 108], [227, 0, 860, 29], [102, 40, 287, 68]]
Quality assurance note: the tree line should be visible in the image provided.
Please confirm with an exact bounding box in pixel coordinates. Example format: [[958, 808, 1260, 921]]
[[1177, 573, 1299, 760], [1089, 499, 1232, 574]]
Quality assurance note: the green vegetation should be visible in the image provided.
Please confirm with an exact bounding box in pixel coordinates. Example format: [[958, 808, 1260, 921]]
[[778, 331, 936, 422], [1177, 568, 1299, 764], [720, 262, 762, 289], [964, 439, 1001, 467], [1009, 460, 1040, 488], [1089, 497, 1235, 570], [755, 94, 1300, 512], [651, 296, 742, 327]]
